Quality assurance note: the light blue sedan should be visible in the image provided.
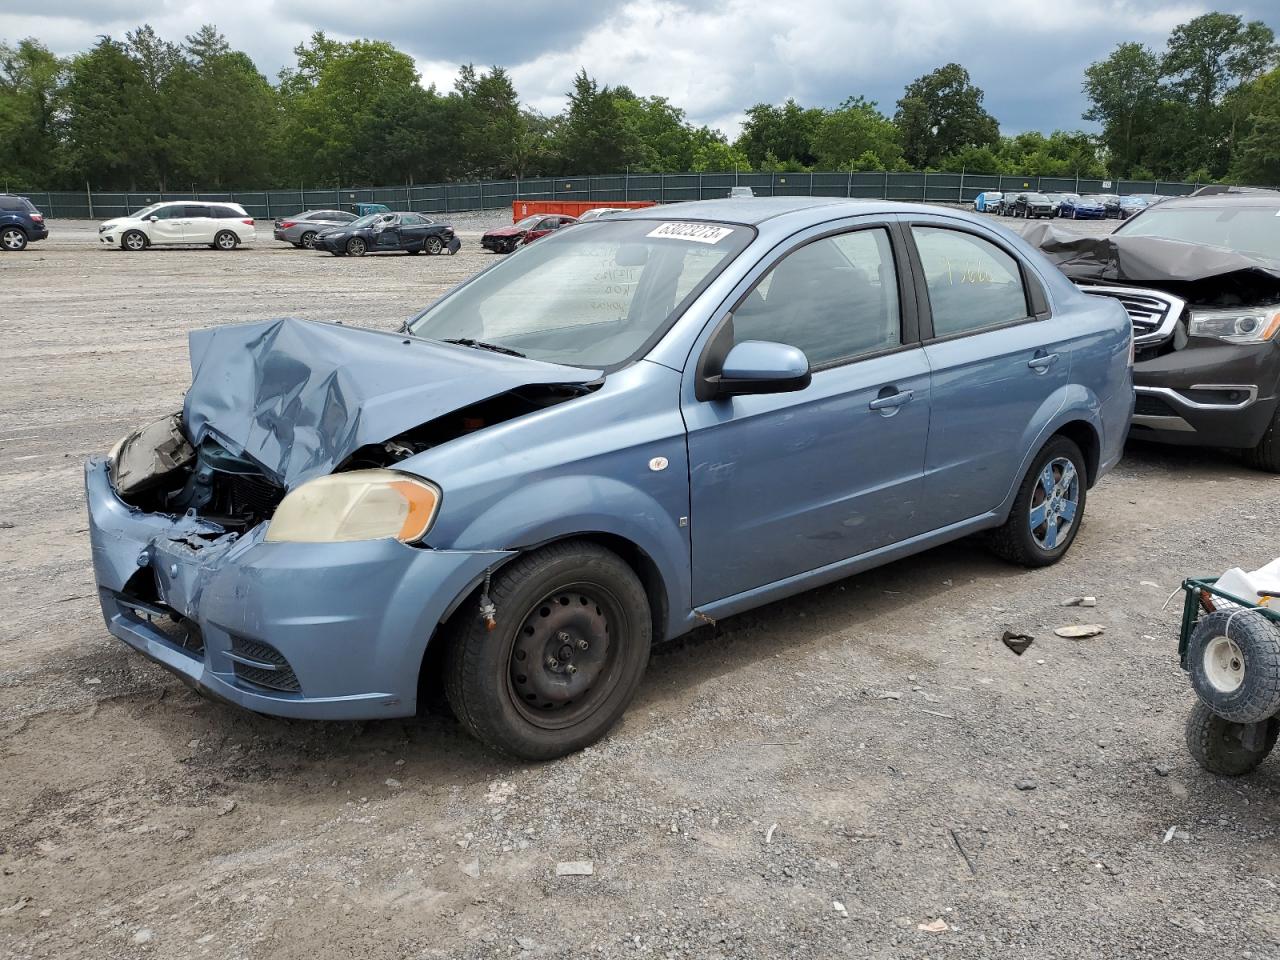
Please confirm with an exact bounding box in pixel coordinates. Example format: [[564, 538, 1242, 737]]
[[86, 198, 1134, 759]]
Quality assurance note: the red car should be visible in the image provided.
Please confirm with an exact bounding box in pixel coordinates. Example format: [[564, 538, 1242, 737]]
[[480, 214, 579, 254]]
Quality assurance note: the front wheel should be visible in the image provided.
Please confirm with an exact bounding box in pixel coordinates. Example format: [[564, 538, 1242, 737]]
[[425, 236, 444, 255], [444, 541, 652, 760], [346, 237, 367, 257], [1185, 700, 1278, 776], [988, 435, 1086, 567], [1, 226, 28, 251], [213, 230, 239, 251], [121, 230, 148, 251]]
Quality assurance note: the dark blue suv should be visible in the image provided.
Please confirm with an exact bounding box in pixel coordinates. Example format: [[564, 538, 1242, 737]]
[[0, 194, 48, 251]]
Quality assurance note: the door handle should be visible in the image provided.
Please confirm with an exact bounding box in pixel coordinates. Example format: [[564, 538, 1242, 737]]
[[868, 388, 913, 411], [1027, 352, 1059, 372]]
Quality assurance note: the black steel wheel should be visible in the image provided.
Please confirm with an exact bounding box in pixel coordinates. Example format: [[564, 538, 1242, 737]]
[[444, 541, 651, 760]]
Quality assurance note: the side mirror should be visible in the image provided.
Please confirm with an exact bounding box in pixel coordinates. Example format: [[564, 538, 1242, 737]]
[[147, 215, 159, 222], [707, 340, 811, 398]]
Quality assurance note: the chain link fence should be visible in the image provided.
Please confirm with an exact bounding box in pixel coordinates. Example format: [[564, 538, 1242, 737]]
[[8, 171, 1209, 220]]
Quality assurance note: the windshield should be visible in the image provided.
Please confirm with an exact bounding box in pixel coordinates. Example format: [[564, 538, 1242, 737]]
[[130, 203, 163, 219], [513, 215, 544, 229], [408, 218, 753, 369], [1025, 194, 1048, 202], [1081, 196, 1109, 204], [1117, 204, 1280, 259], [348, 214, 382, 229]]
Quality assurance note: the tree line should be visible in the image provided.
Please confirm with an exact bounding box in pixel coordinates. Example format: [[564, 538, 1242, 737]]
[[0, 12, 1276, 192]]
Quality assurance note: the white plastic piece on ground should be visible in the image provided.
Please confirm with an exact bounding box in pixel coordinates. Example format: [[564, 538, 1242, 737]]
[[1215, 558, 1280, 606]]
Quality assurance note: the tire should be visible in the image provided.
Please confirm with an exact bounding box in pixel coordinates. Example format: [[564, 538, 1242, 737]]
[[504, 239, 518, 254], [1071, 208, 1078, 219], [1185, 700, 1279, 776], [443, 541, 652, 760], [1186, 609, 1280, 722], [121, 230, 148, 252], [213, 230, 239, 251], [1242, 409, 1280, 472], [300, 231, 318, 250], [425, 236, 444, 255], [346, 237, 367, 257], [988, 435, 1086, 567], [0, 226, 28, 251]]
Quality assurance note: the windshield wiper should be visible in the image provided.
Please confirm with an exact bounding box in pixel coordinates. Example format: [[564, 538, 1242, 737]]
[[441, 338, 527, 358]]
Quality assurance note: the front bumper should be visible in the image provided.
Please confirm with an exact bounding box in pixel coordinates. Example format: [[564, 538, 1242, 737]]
[[85, 457, 512, 719], [1130, 340, 1280, 448]]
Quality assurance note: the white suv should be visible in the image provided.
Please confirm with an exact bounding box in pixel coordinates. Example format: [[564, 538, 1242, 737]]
[[99, 201, 256, 251]]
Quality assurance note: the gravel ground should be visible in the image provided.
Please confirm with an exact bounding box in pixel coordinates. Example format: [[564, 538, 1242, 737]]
[[2, 208, 1278, 960]]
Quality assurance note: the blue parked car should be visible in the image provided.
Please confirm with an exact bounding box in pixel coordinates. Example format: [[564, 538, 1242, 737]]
[[1058, 195, 1109, 220], [0, 194, 48, 251], [86, 198, 1133, 759]]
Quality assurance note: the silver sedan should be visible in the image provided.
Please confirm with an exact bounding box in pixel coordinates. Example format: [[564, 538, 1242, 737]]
[[272, 210, 358, 249]]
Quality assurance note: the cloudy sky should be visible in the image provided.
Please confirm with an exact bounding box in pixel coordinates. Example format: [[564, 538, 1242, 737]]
[[4, 1, 1278, 136]]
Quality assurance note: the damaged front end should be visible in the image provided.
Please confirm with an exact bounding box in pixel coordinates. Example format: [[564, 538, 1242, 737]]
[[86, 316, 599, 718], [1026, 224, 1280, 449]]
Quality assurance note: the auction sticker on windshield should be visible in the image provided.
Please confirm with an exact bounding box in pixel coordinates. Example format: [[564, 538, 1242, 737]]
[[647, 222, 735, 244]]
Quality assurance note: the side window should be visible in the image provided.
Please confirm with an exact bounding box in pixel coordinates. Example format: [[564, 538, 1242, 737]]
[[184, 205, 212, 218], [537, 218, 558, 231], [150, 205, 180, 220], [911, 226, 1029, 338], [401, 213, 424, 225], [732, 227, 902, 367]]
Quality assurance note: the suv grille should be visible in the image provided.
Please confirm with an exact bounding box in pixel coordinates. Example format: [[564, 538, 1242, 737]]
[[1134, 393, 1179, 417], [229, 637, 301, 693], [1078, 285, 1186, 346]]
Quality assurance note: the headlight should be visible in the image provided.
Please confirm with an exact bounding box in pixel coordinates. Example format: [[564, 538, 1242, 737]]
[[1187, 306, 1280, 344], [264, 469, 440, 544]]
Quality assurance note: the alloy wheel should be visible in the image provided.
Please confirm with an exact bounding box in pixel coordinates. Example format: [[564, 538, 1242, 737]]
[[1, 227, 26, 251], [1029, 456, 1079, 550]]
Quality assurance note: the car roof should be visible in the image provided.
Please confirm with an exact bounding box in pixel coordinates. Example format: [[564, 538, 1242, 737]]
[[610, 196, 945, 226], [1149, 191, 1280, 210]]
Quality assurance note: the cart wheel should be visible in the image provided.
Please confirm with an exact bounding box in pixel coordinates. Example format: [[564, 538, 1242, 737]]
[[1185, 700, 1278, 776], [1187, 609, 1280, 723]]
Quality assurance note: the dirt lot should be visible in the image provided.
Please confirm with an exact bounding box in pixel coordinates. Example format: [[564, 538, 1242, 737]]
[[2, 211, 1279, 960]]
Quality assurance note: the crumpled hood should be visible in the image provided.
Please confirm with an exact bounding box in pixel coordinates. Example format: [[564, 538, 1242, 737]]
[[484, 224, 526, 238], [183, 317, 600, 488], [1024, 223, 1280, 288]]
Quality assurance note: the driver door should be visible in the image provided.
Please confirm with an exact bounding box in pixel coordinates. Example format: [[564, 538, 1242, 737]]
[[373, 214, 401, 250]]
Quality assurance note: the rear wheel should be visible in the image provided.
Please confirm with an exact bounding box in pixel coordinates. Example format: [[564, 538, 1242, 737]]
[[346, 237, 367, 257], [122, 230, 148, 251], [425, 235, 444, 255], [300, 231, 318, 249], [1185, 700, 1278, 775], [988, 435, 1086, 567], [213, 230, 239, 251], [444, 541, 652, 760], [1, 226, 28, 251]]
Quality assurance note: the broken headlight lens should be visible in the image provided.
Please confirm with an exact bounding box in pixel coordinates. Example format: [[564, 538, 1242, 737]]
[[264, 469, 440, 544], [1187, 306, 1280, 344]]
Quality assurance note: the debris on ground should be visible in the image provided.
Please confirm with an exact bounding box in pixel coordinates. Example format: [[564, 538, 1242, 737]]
[[833, 900, 848, 918], [765, 823, 778, 844], [1163, 825, 1178, 844], [555, 861, 594, 876], [1002, 631, 1034, 655], [460, 859, 481, 878], [1154, 762, 1173, 777], [874, 690, 903, 700], [1062, 596, 1097, 607], [918, 918, 950, 932], [1054, 624, 1105, 639], [1015, 779, 1037, 791]]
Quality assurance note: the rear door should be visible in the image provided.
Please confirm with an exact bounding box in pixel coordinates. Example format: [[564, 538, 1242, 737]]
[[904, 218, 1069, 530], [398, 213, 429, 249]]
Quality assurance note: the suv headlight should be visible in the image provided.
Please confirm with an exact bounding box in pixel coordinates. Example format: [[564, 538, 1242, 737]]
[[1187, 306, 1280, 344], [264, 469, 440, 544]]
